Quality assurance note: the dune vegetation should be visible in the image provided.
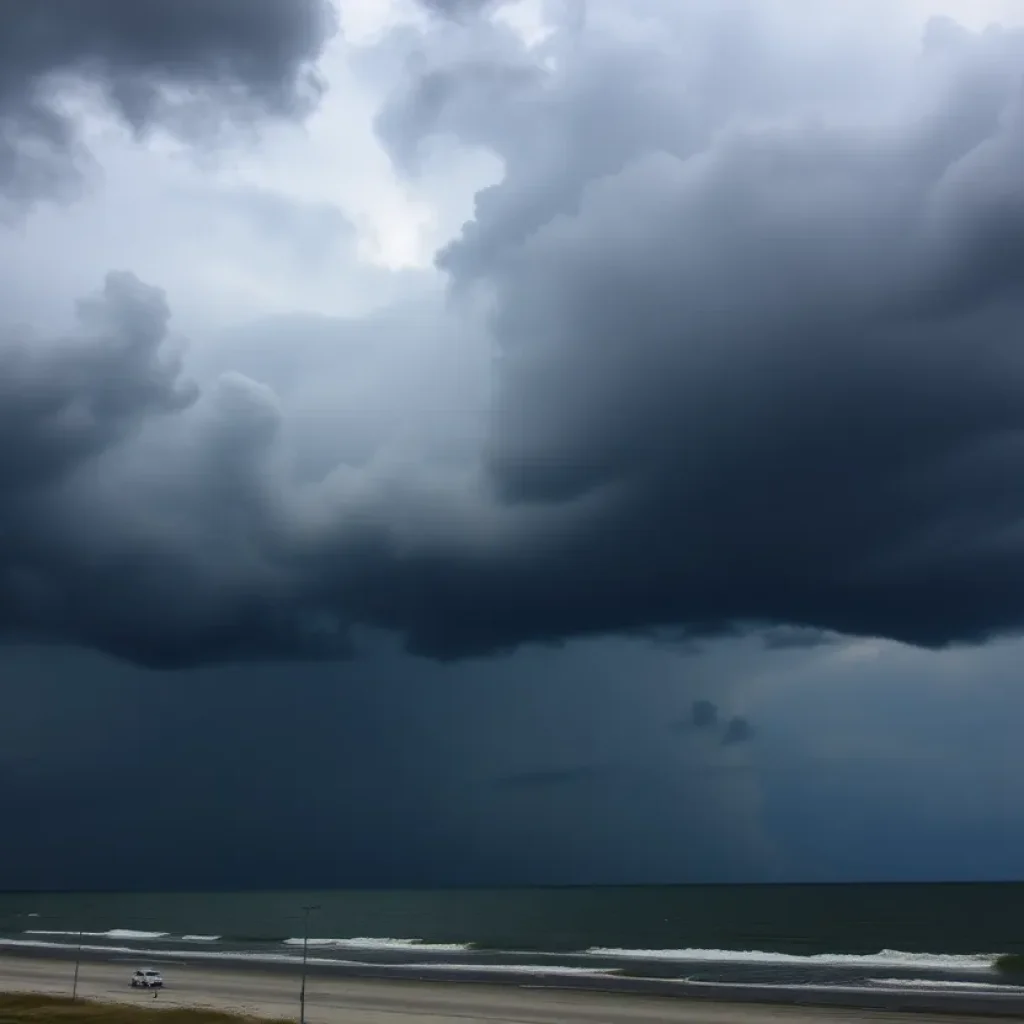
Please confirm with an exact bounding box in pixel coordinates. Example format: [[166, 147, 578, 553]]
[[0, 995, 286, 1024]]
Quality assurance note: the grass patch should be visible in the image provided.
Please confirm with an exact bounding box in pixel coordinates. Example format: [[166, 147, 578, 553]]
[[995, 953, 1024, 975], [0, 995, 289, 1024]]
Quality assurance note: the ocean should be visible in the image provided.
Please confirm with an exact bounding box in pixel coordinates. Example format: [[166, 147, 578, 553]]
[[2, 884, 1023, 1000]]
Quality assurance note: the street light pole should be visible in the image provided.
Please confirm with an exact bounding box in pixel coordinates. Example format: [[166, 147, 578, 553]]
[[72, 928, 83, 1000], [298, 905, 319, 1024]]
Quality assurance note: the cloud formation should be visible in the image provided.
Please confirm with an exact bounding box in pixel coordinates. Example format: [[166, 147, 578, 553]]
[[381, 5, 1024, 653], [0, 272, 196, 487], [0, 0, 334, 207], [3, 4, 1024, 667], [722, 717, 754, 747], [691, 700, 719, 730]]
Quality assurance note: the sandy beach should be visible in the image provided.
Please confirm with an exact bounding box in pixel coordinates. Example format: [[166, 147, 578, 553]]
[[1, 952, 1021, 1024]]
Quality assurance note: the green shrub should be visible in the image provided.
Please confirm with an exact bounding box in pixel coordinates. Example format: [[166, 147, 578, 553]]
[[0, 994, 289, 1024]]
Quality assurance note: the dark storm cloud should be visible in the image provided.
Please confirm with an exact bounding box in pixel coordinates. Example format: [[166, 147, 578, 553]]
[[7, 9, 1024, 668], [761, 628, 837, 652], [0, 276, 343, 666], [370, 9, 1024, 656], [0, 0, 334, 205], [676, 702, 753, 745], [722, 717, 754, 747], [0, 272, 196, 488]]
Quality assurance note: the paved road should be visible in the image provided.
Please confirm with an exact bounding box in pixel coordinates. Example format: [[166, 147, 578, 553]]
[[0, 953, 1018, 1024]]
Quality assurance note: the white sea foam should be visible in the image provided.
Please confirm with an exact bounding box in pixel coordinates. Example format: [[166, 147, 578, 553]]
[[0, 938, 612, 977], [6, 936, 1018, 991], [283, 937, 471, 952], [587, 947, 997, 972], [395, 963, 617, 976], [868, 977, 1024, 993], [682, 977, 1021, 998], [26, 929, 169, 940], [181, 936, 221, 942], [2, 938, 355, 964]]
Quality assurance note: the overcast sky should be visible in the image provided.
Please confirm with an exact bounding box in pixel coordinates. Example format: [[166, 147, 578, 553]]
[[2, 0, 1024, 889]]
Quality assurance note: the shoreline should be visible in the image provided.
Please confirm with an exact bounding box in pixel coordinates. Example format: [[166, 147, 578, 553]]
[[3, 946, 1024, 1020]]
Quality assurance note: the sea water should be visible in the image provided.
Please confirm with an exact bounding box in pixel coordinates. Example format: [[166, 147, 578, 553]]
[[1, 883, 1023, 995]]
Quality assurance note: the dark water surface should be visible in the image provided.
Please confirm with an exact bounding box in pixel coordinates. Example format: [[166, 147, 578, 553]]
[[3, 883, 1024, 952], [1, 884, 1023, 997]]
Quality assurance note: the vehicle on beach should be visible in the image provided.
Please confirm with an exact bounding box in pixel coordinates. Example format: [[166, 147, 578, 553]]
[[130, 969, 164, 988]]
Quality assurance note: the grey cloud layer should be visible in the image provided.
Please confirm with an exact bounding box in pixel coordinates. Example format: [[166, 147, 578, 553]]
[[0, 273, 195, 488], [384, 7, 1024, 651], [3, 6, 1024, 666], [0, 0, 334, 206]]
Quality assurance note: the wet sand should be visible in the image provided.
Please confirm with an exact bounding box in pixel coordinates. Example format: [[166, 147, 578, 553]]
[[0, 951, 1020, 1023]]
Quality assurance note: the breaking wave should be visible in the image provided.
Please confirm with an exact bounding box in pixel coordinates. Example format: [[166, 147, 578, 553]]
[[587, 947, 997, 972], [0, 937, 612, 977], [282, 937, 471, 952], [867, 977, 1024, 992], [26, 929, 169, 940]]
